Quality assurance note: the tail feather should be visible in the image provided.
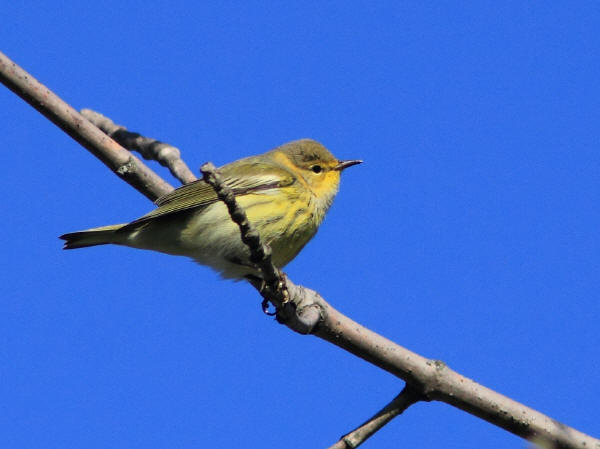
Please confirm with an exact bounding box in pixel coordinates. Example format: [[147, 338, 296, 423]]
[[60, 224, 126, 249]]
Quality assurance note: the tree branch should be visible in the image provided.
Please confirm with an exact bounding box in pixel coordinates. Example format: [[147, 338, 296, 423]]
[[3, 52, 599, 449], [0, 51, 173, 201], [197, 161, 599, 449], [328, 385, 423, 449], [313, 302, 597, 448], [81, 109, 197, 185]]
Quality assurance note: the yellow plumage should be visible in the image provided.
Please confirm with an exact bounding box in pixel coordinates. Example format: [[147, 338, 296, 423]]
[[60, 139, 361, 279]]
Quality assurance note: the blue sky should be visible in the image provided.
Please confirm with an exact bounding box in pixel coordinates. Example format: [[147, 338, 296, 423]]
[[1, 2, 599, 448]]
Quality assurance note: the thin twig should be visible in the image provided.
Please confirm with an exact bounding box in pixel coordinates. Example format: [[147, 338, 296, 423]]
[[328, 385, 423, 449], [199, 162, 289, 309], [81, 109, 197, 185], [0, 51, 173, 201]]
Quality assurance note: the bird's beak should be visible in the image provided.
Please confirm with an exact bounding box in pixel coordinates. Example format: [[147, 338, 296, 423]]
[[335, 159, 363, 171]]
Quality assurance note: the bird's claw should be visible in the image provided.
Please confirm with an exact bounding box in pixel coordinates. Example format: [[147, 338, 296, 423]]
[[279, 278, 290, 304], [261, 298, 277, 316]]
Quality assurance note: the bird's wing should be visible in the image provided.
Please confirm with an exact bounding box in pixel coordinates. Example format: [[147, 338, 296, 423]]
[[126, 158, 296, 226]]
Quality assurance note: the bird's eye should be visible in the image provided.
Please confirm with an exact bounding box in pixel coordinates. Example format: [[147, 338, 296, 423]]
[[311, 165, 323, 174]]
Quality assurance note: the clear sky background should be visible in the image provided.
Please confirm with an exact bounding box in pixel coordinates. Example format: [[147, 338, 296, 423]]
[[1, 2, 599, 448]]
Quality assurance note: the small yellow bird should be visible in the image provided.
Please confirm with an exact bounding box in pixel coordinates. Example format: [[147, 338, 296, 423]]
[[60, 139, 361, 279]]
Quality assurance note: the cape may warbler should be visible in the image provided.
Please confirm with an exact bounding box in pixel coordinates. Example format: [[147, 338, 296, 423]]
[[60, 139, 361, 279]]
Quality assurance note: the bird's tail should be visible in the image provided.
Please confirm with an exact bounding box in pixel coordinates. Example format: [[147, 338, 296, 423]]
[[60, 224, 126, 249]]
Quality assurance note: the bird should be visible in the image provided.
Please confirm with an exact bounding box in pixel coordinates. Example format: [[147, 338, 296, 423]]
[[60, 139, 361, 280]]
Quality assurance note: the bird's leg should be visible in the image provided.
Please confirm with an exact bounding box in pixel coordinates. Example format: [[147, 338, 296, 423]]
[[244, 273, 265, 291]]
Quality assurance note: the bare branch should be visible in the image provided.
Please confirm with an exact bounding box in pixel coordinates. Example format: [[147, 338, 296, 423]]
[[5, 52, 599, 449], [328, 385, 423, 449], [312, 299, 599, 449], [81, 109, 197, 185], [0, 51, 173, 201], [199, 164, 600, 449]]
